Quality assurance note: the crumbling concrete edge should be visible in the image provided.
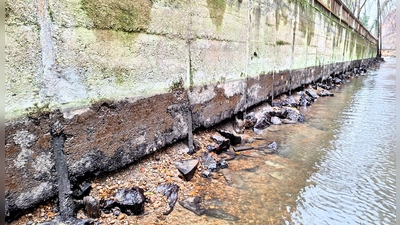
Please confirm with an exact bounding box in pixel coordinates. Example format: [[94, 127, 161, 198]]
[[5, 58, 378, 220]]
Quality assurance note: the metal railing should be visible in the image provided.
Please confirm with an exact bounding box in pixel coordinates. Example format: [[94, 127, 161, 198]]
[[313, 0, 378, 45]]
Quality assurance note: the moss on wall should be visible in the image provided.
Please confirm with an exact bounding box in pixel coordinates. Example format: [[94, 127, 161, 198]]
[[206, 0, 226, 29], [81, 0, 153, 32]]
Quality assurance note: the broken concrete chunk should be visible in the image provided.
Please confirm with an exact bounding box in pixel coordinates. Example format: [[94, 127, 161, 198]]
[[267, 142, 278, 151], [201, 152, 218, 172], [254, 116, 271, 130], [156, 183, 179, 215], [174, 158, 199, 181], [179, 196, 206, 216], [244, 112, 257, 128], [216, 129, 241, 145], [305, 89, 319, 100], [210, 134, 230, 152], [72, 181, 92, 199], [113, 188, 146, 215], [83, 196, 100, 218]]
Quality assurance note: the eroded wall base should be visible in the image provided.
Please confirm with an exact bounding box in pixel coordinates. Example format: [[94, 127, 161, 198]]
[[5, 58, 377, 219]]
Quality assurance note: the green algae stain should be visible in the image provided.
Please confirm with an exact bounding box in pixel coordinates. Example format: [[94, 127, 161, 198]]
[[206, 0, 226, 29], [81, 0, 153, 32]]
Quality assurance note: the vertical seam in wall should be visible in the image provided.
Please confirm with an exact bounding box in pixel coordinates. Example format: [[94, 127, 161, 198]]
[[36, 0, 56, 103], [243, 0, 251, 110]]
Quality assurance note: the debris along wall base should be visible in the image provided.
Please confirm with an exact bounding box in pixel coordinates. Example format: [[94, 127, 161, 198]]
[[5, 0, 377, 219]]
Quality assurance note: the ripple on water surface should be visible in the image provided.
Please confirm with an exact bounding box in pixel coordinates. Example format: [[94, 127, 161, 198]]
[[289, 58, 396, 225]]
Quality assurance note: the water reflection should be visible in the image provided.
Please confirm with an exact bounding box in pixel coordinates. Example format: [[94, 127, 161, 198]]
[[288, 58, 396, 225]]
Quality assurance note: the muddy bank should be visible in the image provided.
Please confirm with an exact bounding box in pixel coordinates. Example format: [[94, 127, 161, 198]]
[[6, 59, 382, 224]]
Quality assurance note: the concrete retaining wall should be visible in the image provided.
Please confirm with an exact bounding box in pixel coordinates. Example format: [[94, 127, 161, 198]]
[[5, 0, 377, 218]]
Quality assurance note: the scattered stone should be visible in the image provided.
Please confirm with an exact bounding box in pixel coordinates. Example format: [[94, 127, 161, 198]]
[[317, 83, 331, 90], [174, 158, 199, 181], [305, 89, 319, 100], [179, 197, 206, 216], [210, 134, 230, 151], [110, 206, 121, 217], [333, 77, 342, 84], [244, 112, 257, 128], [216, 129, 241, 145], [156, 183, 179, 215], [217, 159, 228, 169], [201, 152, 218, 172], [282, 107, 301, 122], [299, 93, 312, 106], [267, 142, 278, 151], [111, 188, 146, 215], [83, 196, 100, 218], [206, 145, 217, 152], [270, 116, 282, 125], [201, 170, 211, 178], [297, 113, 305, 123], [233, 146, 254, 152], [254, 116, 271, 130], [282, 95, 297, 107], [205, 209, 239, 221], [73, 181, 92, 199]]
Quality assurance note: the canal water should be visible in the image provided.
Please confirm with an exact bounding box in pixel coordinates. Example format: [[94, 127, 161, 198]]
[[195, 58, 396, 225], [286, 57, 396, 225]]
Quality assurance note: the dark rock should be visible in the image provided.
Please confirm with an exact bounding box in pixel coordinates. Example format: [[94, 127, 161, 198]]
[[297, 113, 305, 123], [179, 196, 206, 216], [205, 209, 239, 221], [206, 145, 217, 152], [113, 188, 146, 215], [233, 146, 254, 152], [282, 107, 301, 122], [254, 116, 271, 130], [210, 134, 230, 151], [72, 181, 92, 199], [267, 142, 278, 151], [217, 159, 228, 169], [333, 77, 342, 84], [156, 183, 179, 215], [216, 129, 241, 145], [305, 89, 319, 100], [281, 95, 297, 107], [201, 152, 218, 172], [83, 196, 101, 218], [201, 170, 211, 178], [244, 112, 257, 128], [317, 83, 331, 90], [174, 158, 199, 181], [37, 218, 94, 225], [112, 207, 121, 216], [299, 93, 312, 106], [271, 101, 282, 107]]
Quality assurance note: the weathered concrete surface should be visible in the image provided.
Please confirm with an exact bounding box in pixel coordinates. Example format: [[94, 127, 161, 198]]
[[5, 0, 377, 219]]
